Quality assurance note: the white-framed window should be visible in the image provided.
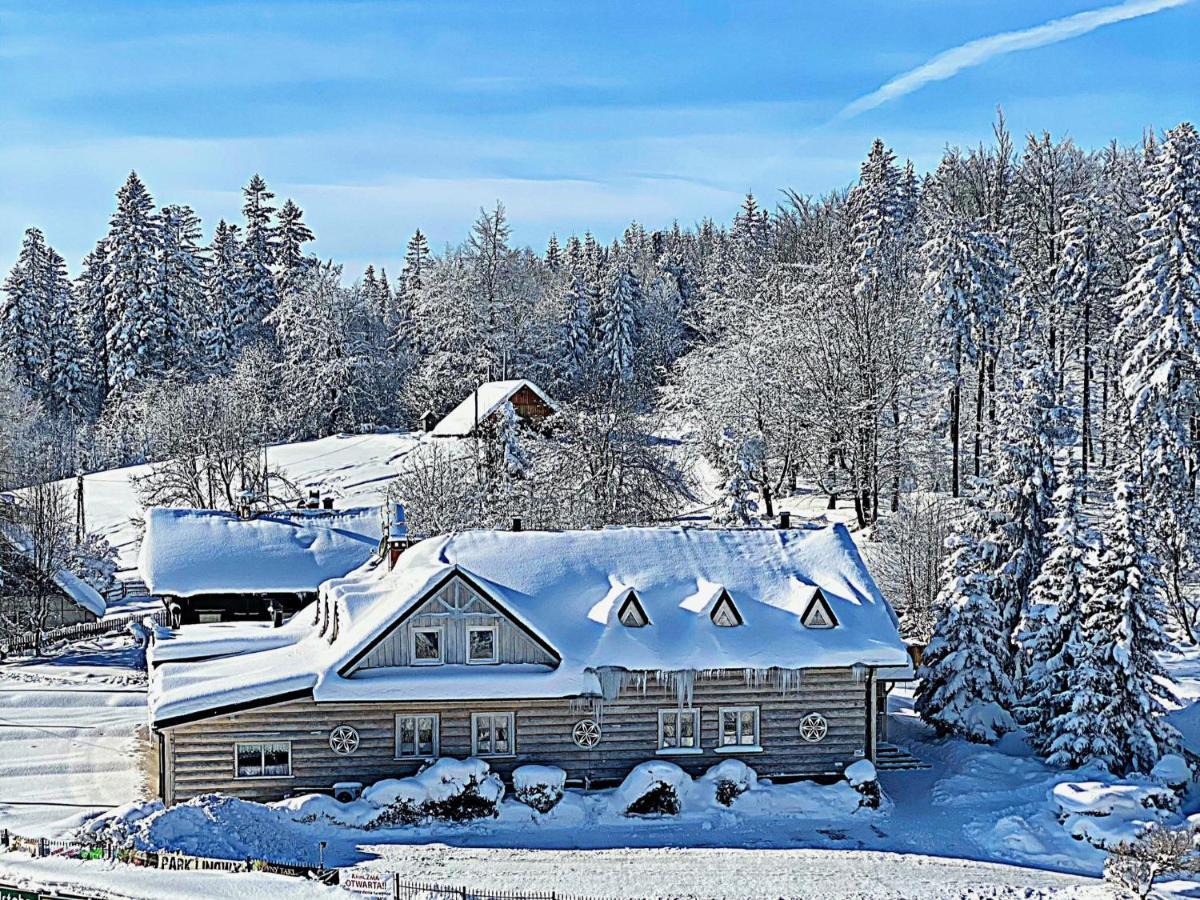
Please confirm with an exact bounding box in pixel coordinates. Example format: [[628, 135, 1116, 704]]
[[471, 711, 515, 756], [657, 708, 701, 752], [466, 625, 498, 664], [395, 714, 439, 758], [233, 741, 292, 779], [410, 626, 443, 665], [718, 706, 760, 748]]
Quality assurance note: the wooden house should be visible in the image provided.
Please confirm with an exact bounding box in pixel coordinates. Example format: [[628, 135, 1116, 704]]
[[429, 380, 556, 438], [148, 524, 915, 804], [138, 506, 381, 625]]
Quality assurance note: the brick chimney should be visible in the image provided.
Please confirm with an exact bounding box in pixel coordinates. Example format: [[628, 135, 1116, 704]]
[[386, 503, 411, 568]]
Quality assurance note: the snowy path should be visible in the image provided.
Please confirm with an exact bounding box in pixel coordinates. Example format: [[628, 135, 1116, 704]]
[[357, 845, 1108, 898], [0, 640, 148, 836]]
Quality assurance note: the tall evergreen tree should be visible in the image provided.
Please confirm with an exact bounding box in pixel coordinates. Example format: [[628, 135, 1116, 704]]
[[239, 174, 278, 325], [1, 228, 52, 397], [274, 198, 314, 295], [598, 265, 640, 390], [204, 220, 246, 366], [403, 228, 431, 295], [102, 172, 162, 395], [156, 204, 206, 370]]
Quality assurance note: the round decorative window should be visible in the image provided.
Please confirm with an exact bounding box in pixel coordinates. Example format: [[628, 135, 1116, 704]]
[[329, 725, 360, 755], [799, 713, 828, 743], [572, 719, 602, 749]]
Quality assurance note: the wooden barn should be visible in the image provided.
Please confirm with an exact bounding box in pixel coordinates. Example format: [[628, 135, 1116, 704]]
[[149, 524, 916, 804], [429, 379, 556, 438], [138, 506, 381, 625]]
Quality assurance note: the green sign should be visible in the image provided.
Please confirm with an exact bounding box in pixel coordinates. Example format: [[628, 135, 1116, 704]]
[[0, 887, 38, 900]]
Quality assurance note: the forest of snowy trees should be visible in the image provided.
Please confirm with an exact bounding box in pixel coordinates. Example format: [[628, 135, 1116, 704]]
[[2, 113, 1199, 776]]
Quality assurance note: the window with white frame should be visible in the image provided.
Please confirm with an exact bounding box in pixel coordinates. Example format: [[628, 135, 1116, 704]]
[[719, 707, 760, 747], [657, 708, 700, 751], [395, 714, 439, 758], [410, 626, 443, 665], [467, 625, 498, 664], [471, 711, 515, 756], [234, 741, 291, 778]]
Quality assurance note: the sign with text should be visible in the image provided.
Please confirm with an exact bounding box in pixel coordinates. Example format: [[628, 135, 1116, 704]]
[[340, 870, 392, 896]]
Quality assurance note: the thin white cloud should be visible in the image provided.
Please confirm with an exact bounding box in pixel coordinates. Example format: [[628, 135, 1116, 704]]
[[837, 0, 1191, 120]]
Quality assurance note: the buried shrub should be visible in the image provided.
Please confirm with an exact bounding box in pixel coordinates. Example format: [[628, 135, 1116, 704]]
[[702, 759, 758, 807], [362, 758, 504, 827], [844, 759, 882, 810], [513, 765, 566, 814], [614, 761, 688, 817]]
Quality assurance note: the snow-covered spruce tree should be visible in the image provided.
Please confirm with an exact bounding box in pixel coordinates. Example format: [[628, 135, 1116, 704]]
[[273, 197, 314, 296], [1073, 469, 1179, 773], [1116, 122, 1200, 643], [920, 213, 1008, 497], [42, 246, 89, 418], [989, 335, 1061, 664], [403, 228, 431, 295], [239, 174, 278, 328], [102, 172, 162, 396], [75, 240, 111, 404], [711, 429, 763, 526], [559, 274, 594, 391], [597, 264, 640, 391], [1015, 462, 1102, 760], [204, 220, 247, 367], [155, 204, 205, 372], [1, 228, 53, 398], [914, 495, 1017, 742]]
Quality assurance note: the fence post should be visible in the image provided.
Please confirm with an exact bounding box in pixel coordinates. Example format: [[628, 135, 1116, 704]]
[[38, 838, 46, 858], [392, 872, 400, 900], [2, 828, 8, 850]]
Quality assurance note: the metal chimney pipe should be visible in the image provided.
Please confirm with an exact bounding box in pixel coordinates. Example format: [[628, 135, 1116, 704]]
[[512, 517, 523, 532], [779, 511, 791, 529]]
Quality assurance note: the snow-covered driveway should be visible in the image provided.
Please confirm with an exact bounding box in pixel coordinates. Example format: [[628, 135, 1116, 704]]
[[359, 844, 1108, 898], [0, 640, 147, 836]]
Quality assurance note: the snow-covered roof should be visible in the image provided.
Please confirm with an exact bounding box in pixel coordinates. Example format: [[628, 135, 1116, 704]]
[[430, 380, 556, 437], [138, 507, 382, 598], [150, 524, 908, 727], [0, 520, 106, 618]]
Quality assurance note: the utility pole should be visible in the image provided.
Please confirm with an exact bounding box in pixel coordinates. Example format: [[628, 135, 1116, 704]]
[[75, 472, 85, 545]]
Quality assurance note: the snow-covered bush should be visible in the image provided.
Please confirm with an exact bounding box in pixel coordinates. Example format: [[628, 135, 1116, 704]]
[[513, 765, 566, 814], [701, 759, 757, 807], [363, 758, 505, 827], [79, 799, 164, 848], [844, 759, 882, 809], [1104, 823, 1200, 899], [614, 762, 688, 817], [1053, 780, 1178, 849], [1151, 754, 1192, 792]]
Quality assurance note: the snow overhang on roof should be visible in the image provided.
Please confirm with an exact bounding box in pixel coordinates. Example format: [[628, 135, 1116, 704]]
[[149, 523, 909, 728], [138, 506, 382, 598], [429, 379, 556, 437]]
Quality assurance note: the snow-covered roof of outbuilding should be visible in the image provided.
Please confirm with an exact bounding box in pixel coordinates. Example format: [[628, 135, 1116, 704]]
[[149, 524, 908, 727], [138, 507, 382, 598], [430, 379, 556, 437], [0, 519, 106, 618]]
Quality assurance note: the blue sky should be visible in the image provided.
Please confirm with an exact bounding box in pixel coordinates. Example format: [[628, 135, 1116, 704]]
[[1, 0, 1197, 278]]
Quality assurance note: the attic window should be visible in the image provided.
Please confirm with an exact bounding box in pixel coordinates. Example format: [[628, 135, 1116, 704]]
[[710, 592, 744, 627], [617, 591, 650, 628], [802, 591, 838, 629]]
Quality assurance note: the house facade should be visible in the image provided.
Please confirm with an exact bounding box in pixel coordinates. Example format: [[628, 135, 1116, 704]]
[[149, 525, 913, 804]]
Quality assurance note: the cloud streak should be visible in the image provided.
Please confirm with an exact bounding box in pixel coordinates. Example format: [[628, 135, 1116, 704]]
[[837, 0, 1191, 120]]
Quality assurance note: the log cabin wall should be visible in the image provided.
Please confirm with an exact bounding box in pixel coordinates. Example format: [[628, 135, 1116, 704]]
[[162, 667, 868, 803]]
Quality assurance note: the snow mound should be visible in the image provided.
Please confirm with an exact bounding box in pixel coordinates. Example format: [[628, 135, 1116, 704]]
[[364, 757, 504, 807], [844, 759, 877, 787], [1151, 754, 1191, 787], [699, 759, 758, 806], [513, 765, 567, 813], [1052, 780, 1179, 850]]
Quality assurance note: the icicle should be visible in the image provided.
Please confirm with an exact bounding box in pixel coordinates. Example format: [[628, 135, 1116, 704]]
[[654, 670, 696, 708]]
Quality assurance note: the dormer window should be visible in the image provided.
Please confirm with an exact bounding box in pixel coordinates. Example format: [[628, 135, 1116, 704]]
[[710, 591, 744, 627], [618, 591, 650, 627], [411, 626, 443, 665], [802, 590, 838, 629]]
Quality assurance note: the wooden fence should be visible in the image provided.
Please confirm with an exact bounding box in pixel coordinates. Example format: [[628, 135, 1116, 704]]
[[0, 608, 169, 657], [2, 829, 610, 899]]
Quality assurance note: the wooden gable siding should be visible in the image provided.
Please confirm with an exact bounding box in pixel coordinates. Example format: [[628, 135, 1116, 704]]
[[162, 667, 867, 804], [508, 385, 554, 422], [355, 575, 556, 669]]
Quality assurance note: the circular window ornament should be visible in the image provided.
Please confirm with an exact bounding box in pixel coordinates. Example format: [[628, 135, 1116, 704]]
[[799, 713, 828, 743], [329, 725, 360, 755], [572, 719, 602, 748]]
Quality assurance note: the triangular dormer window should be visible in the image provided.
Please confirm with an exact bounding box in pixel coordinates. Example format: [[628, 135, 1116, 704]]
[[710, 591, 744, 627], [802, 590, 838, 629], [617, 591, 650, 627]]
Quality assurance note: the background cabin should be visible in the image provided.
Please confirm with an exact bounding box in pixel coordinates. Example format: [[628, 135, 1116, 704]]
[[430, 379, 557, 438]]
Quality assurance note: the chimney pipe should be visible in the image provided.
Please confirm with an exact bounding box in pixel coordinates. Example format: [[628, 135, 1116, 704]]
[[512, 517, 523, 532], [779, 511, 791, 529], [322, 496, 334, 510], [307, 489, 320, 510]]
